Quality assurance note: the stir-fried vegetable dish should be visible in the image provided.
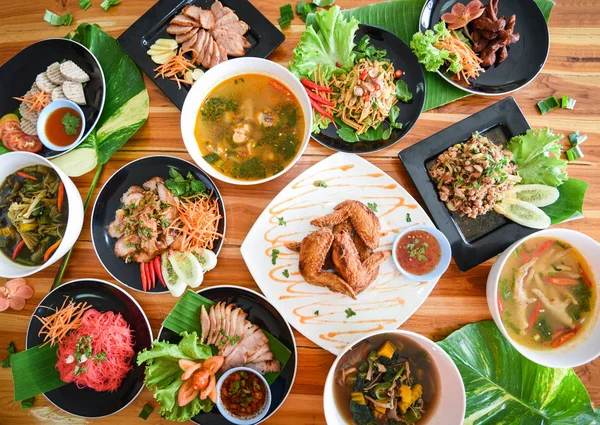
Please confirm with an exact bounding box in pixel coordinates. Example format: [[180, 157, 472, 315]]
[[499, 237, 596, 350], [0, 165, 67, 266], [335, 336, 438, 424]]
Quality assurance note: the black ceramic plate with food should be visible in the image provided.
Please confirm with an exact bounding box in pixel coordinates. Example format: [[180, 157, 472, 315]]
[[157, 285, 297, 425], [399, 97, 538, 271], [0, 38, 105, 158], [313, 24, 426, 154], [419, 0, 549, 95], [91, 155, 226, 293], [117, 0, 285, 110], [26, 279, 152, 418]]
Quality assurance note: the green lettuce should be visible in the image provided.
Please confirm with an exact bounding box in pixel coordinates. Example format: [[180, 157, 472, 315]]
[[507, 128, 568, 187], [289, 6, 359, 80], [410, 22, 462, 74], [137, 332, 214, 422]]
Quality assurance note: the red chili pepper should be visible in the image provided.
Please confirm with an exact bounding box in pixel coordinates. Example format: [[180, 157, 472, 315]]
[[310, 98, 334, 120], [12, 240, 25, 261], [304, 88, 334, 106], [497, 295, 504, 316], [155, 256, 166, 288], [300, 78, 332, 93], [394, 69, 403, 79], [16, 171, 37, 180], [552, 327, 578, 348], [269, 80, 290, 95], [140, 263, 147, 291], [57, 182, 65, 213], [527, 301, 541, 329], [336, 61, 342, 68], [373, 83, 381, 91], [148, 261, 156, 289], [359, 69, 368, 81], [533, 240, 553, 257], [363, 93, 370, 102]]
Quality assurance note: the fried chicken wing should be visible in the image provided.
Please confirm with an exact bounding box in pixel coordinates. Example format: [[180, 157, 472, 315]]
[[298, 228, 356, 299]]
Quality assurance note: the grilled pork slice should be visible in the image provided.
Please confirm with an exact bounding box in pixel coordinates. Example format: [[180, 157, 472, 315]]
[[182, 5, 203, 21], [210, 1, 232, 20], [209, 40, 221, 68], [216, 20, 249, 35], [214, 12, 239, 28], [182, 32, 199, 51], [246, 360, 282, 374], [193, 30, 210, 66], [170, 14, 200, 27], [202, 38, 215, 69], [176, 27, 199, 44], [166, 24, 194, 35], [217, 44, 229, 64], [212, 28, 250, 48], [222, 327, 267, 371], [214, 33, 245, 57], [199, 9, 215, 30]]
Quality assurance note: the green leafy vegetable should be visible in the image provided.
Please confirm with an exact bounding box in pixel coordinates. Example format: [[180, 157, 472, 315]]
[[367, 202, 378, 212], [313, 0, 335, 6], [537, 95, 560, 114], [289, 6, 358, 81], [137, 332, 214, 422], [296, 1, 317, 22], [203, 152, 221, 164], [62, 112, 81, 135], [345, 307, 356, 318], [279, 4, 294, 27], [314, 180, 328, 187], [100, 0, 120, 11], [43, 10, 73, 26], [277, 216, 287, 226], [139, 403, 154, 420], [569, 131, 587, 146], [395, 80, 413, 102], [354, 35, 388, 62], [561, 94, 576, 110], [410, 22, 462, 74], [1, 341, 15, 368], [20, 397, 34, 410], [336, 121, 360, 143], [566, 146, 584, 162], [165, 168, 207, 198], [282, 269, 290, 278], [438, 321, 600, 425], [506, 128, 568, 187], [79, 0, 92, 10], [271, 249, 280, 265]]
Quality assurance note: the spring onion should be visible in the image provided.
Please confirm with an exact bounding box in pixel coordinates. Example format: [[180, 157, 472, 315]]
[[79, 0, 92, 10], [537, 96, 560, 115], [561, 95, 576, 110], [279, 4, 294, 27], [568, 131, 587, 146], [100, 0, 120, 11], [139, 403, 153, 420], [20, 398, 34, 410], [566, 146, 584, 162], [1, 341, 15, 368], [296, 1, 317, 21], [43, 10, 73, 26]]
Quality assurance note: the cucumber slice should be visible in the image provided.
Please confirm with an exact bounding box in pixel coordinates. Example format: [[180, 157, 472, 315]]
[[506, 185, 560, 207], [494, 198, 551, 229], [191, 249, 218, 272], [161, 252, 187, 297], [169, 252, 204, 288]]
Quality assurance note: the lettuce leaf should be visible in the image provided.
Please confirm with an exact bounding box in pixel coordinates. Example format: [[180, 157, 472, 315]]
[[137, 332, 214, 422], [507, 128, 568, 187], [289, 6, 359, 80], [410, 22, 462, 74]]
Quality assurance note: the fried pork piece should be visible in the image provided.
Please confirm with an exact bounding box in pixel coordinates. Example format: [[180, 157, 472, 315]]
[[298, 228, 356, 299], [311, 200, 381, 250]]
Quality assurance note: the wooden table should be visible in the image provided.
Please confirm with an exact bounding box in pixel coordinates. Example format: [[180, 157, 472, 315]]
[[1, 0, 599, 423]]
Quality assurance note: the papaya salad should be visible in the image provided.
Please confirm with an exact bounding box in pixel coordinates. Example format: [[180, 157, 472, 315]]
[[290, 7, 413, 142], [106, 168, 222, 295]]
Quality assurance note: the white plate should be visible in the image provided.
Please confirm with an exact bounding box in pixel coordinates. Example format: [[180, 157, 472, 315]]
[[241, 152, 440, 354]]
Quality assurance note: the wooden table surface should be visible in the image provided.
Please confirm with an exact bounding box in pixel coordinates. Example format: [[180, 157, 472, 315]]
[[1, 0, 599, 423]]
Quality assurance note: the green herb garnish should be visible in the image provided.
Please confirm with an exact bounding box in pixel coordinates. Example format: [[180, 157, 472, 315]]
[[100, 0, 120, 11], [277, 216, 287, 226], [566, 146, 584, 162], [345, 308, 356, 318], [367, 202, 378, 213], [282, 269, 290, 278], [165, 168, 207, 198], [79, 0, 92, 10], [296, 1, 317, 22], [314, 310, 319, 315], [561, 95, 576, 110], [395, 80, 413, 102], [278, 4, 294, 27], [537, 96, 560, 115], [405, 238, 429, 261], [406, 213, 412, 222], [569, 131, 587, 146], [43, 10, 73, 26], [203, 152, 221, 164], [62, 112, 81, 136], [271, 249, 280, 265], [314, 180, 328, 188], [139, 403, 153, 420], [20, 397, 34, 410]]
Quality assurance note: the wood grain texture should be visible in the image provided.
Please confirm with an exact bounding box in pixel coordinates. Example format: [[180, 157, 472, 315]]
[[0, 0, 599, 423]]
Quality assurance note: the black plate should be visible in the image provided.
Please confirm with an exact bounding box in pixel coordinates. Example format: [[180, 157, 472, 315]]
[[312, 24, 426, 154], [419, 0, 549, 95], [117, 0, 285, 110], [399, 97, 538, 271], [91, 156, 226, 293], [26, 279, 153, 418], [157, 285, 297, 425], [0, 38, 105, 158]]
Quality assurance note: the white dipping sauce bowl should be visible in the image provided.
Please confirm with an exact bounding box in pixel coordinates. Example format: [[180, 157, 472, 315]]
[[37, 99, 86, 152]]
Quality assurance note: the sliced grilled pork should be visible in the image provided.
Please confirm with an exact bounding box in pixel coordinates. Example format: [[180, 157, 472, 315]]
[[170, 14, 200, 27], [246, 360, 282, 374], [216, 20, 249, 35], [199, 10, 215, 30], [212, 28, 250, 48], [217, 44, 229, 65], [214, 34, 245, 57], [182, 5, 203, 21], [222, 327, 267, 371], [166, 24, 194, 35], [176, 27, 199, 44], [200, 305, 210, 342], [214, 12, 239, 28], [209, 41, 221, 68], [182, 32, 198, 51], [202, 39, 215, 69], [210, 1, 230, 19], [193, 30, 209, 66]]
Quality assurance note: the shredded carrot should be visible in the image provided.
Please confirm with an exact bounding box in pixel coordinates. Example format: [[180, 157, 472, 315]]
[[168, 192, 223, 252], [13, 90, 52, 113], [434, 32, 483, 81], [35, 297, 92, 347], [154, 48, 198, 89]]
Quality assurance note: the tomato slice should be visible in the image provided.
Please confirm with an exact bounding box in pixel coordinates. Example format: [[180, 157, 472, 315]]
[[202, 356, 224, 375]]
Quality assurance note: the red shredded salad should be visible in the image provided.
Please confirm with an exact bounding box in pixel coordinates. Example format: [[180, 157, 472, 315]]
[[55, 309, 135, 392]]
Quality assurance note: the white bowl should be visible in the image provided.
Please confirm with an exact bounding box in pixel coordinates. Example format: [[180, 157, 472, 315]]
[[487, 228, 600, 368], [323, 330, 465, 425], [216, 366, 272, 424], [37, 100, 86, 152], [391, 225, 452, 281], [0, 151, 84, 278], [180, 57, 312, 185]]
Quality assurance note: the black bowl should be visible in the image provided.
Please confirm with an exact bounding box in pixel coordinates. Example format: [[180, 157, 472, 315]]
[[26, 279, 153, 418], [312, 24, 426, 154], [157, 285, 297, 425], [419, 0, 550, 95], [91, 155, 226, 293], [0, 38, 105, 158]]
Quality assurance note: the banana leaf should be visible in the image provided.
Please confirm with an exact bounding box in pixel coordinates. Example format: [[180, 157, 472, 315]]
[[438, 321, 600, 425], [11, 344, 65, 402], [344, 0, 555, 111], [163, 290, 292, 385]]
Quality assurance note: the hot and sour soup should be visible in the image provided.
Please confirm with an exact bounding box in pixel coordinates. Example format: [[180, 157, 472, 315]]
[[195, 74, 305, 181], [498, 237, 596, 350]]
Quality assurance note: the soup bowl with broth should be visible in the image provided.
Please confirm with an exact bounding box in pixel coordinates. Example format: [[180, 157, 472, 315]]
[[487, 228, 600, 368], [181, 58, 312, 185]]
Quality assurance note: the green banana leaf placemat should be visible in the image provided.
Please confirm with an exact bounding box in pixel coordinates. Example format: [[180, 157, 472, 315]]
[[344, 0, 555, 111]]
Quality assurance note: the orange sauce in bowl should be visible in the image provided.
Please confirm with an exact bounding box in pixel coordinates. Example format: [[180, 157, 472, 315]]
[[395, 230, 441, 275], [45, 107, 82, 147]]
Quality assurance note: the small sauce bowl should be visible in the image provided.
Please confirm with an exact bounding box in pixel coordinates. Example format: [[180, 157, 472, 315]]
[[392, 224, 452, 281], [216, 366, 272, 424], [36, 100, 86, 152]]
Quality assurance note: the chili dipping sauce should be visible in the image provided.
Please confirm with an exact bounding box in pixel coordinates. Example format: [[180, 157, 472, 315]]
[[45, 107, 82, 147], [396, 230, 441, 275], [220, 370, 268, 419]]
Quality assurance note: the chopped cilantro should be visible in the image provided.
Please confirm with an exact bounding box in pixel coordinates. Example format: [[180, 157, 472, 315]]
[[345, 308, 356, 318], [314, 180, 328, 188], [406, 213, 412, 222], [367, 202, 378, 213], [62, 112, 81, 136], [271, 249, 280, 265], [282, 269, 290, 278], [277, 216, 287, 226]]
